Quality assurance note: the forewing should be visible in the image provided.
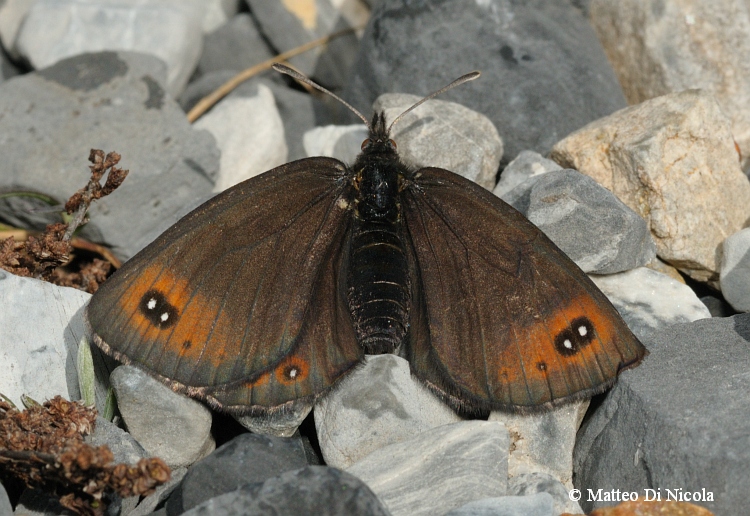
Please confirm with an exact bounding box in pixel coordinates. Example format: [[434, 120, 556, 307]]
[[85, 157, 362, 413], [402, 167, 647, 412]]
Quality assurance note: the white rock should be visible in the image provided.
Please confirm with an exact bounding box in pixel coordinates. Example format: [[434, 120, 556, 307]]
[[0, 0, 37, 59], [315, 354, 462, 468], [493, 150, 562, 199], [720, 227, 750, 312], [590, 267, 711, 341], [490, 401, 588, 489], [14, 0, 206, 96], [445, 493, 555, 516], [303, 124, 368, 164], [195, 86, 288, 192], [0, 271, 94, 407], [551, 89, 750, 285], [374, 93, 503, 190], [347, 420, 509, 516]]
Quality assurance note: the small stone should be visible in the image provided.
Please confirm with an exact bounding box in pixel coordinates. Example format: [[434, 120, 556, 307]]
[[85, 416, 148, 466], [444, 493, 556, 516], [180, 466, 391, 516], [233, 401, 313, 437], [590, 267, 711, 341], [303, 124, 369, 165], [574, 314, 750, 515], [347, 420, 509, 516], [551, 89, 750, 285], [0, 272, 115, 410], [346, 0, 626, 164], [490, 401, 589, 489], [373, 93, 503, 190], [720, 227, 750, 312], [504, 169, 656, 274], [194, 85, 288, 192], [109, 365, 215, 468], [493, 150, 562, 199], [166, 433, 309, 515], [589, 0, 750, 170], [197, 13, 274, 75], [14, 0, 206, 96], [508, 472, 583, 515], [315, 354, 462, 469]]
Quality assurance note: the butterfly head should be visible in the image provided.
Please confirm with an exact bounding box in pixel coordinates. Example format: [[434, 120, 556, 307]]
[[358, 112, 399, 159]]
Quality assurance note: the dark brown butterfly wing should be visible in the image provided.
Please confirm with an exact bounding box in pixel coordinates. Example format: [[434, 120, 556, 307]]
[[85, 158, 362, 414], [402, 167, 647, 412]]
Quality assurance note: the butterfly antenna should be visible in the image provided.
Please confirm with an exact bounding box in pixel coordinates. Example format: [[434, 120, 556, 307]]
[[387, 71, 481, 134], [273, 63, 371, 129]]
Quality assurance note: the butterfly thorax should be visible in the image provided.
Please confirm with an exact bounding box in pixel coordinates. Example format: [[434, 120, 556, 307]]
[[346, 112, 411, 355]]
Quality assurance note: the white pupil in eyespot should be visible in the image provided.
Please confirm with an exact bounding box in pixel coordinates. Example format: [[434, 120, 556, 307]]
[[578, 325, 588, 336], [147, 298, 157, 310]]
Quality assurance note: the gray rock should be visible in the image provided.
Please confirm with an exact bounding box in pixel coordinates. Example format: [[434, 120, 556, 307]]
[[245, 0, 364, 92], [197, 13, 274, 75], [346, 0, 627, 164], [700, 295, 736, 318], [444, 494, 555, 516], [166, 433, 309, 515], [315, 354, 462, 469], [347, 421, 509, 516], [373, 93, 503, 190], [590, 267, 711, 342], [0, 51, 219, 262], [109, 365, 215, 468], [85, 416, 148, 466], [720, 227, 750, 312], [508, 472, 582, 515], [490, 401, 588, 489], [505, 169, 656, 274], [303, 124, 369, 164], [0, 272, 113, 412], [181, 466, 391, 516], [0, 50, 19, 83], [14, 0, 206, 96], [183, 73, 317, 162], [493, 151, 562, 199], [129, 467, 187, 516], [0, 482, 11, 516], [194, 84, 288, 191], [233, 401, 313, 437], [574, 313, 750, 515]]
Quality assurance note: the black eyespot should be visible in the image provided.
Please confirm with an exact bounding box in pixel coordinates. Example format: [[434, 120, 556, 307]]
[[139, 289, 179, 329], [537, 361, 547, 372], [554, 316, 595, 357]]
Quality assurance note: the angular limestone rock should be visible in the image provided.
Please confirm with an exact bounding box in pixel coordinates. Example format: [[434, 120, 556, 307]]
[[551, 90, 750, 284]]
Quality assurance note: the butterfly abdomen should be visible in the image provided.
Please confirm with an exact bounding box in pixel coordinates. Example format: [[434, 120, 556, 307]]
[[347, 151, 411, 355]]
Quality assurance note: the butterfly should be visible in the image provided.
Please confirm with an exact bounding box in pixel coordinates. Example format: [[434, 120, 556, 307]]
[[84, 64, 647, 415]]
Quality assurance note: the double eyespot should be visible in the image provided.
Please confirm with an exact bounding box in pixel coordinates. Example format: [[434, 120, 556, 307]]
[[553, 316, 596, 357]]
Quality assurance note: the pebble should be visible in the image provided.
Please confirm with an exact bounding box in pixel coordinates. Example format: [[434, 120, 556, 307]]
[[575, 313, 750, 515], [197, 13, 274, 76], [180, 466, 391, 516], [346, 0, 627, 164], [193, 84, 288, 192], [590, 0, 750, 170], [373, 93, 503, 190], [165, 433, 309, 515], [590, 267, 711, 341], [503, 168, 656, 274], [444, 493, 555, 516], [493, 150, 562, 199], [551, 89, 750, 286], [109, 365, 215, 468], [720, 227, 750, 312], [346, 421, 509, 516], [315, 354, 462, 469]]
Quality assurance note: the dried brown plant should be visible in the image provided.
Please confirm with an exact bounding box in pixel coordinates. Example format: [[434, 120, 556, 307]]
[[0, 396, 170, 515]]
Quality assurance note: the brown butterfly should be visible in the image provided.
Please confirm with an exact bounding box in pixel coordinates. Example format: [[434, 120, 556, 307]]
[[84, 65, 647, 415]]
